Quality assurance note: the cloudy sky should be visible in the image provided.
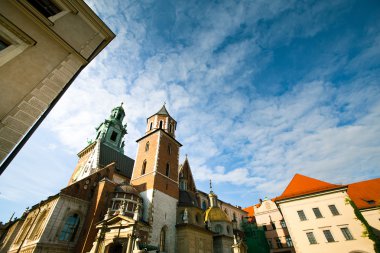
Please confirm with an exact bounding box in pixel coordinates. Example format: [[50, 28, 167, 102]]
[[1, 0, 380, 221]]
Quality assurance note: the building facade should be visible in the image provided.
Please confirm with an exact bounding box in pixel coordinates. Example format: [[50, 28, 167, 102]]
[[275, 174, 379, 253], [0, 104, 248, 253], [0, 0, 115, 171]]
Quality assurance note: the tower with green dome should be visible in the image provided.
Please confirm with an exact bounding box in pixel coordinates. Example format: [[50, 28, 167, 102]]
[[68, 103, 134, 185], [95, 103, 127, 153]]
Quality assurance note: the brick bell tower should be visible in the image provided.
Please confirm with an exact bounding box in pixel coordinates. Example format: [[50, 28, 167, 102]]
[[131, 104, 181, 253]]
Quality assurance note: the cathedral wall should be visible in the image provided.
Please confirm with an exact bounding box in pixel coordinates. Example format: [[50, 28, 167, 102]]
[[176, 225, 213, 253], [149, 190, 177, 253], [42, 194, 89, 245]]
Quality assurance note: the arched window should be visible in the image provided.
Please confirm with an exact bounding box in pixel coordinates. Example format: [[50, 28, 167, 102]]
[[145, 142, 149, 152], [29, 210, 48, 240], [58, 213, 80, 242], [15, 218, 32, 244], [215, 224, 223, 234], [168, 144, 172, 154], [141, 160, 147, 175], [149, 122, 153, 130], [159, 226, 167, 252], [165, 162, 170, 177], [202, 200, 207, 210], [169, 123, 173, 133], [159, 120, 163, 129]]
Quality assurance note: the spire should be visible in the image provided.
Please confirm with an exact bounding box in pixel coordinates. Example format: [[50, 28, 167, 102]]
[[209, 179, 218, 207], [156, 103, 170, 116]]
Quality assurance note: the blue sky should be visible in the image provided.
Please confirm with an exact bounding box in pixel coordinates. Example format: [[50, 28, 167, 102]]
[[1, 0, 380, 221]]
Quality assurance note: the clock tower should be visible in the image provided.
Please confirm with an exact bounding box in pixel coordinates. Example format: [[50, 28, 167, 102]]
[[131, 104, 181, 253]]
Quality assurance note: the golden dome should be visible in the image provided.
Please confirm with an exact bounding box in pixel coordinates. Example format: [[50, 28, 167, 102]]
[[204, 207, 230, 222]]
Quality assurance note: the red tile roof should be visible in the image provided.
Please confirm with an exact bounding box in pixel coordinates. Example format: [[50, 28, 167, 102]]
[[243, 203, 261, 222], [275, 174, 345, 201], [243, 206, 255, 217], [347, 178, 380, 210]]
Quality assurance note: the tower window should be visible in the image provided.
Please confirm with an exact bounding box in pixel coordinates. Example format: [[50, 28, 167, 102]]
[[168, 144, 172, 154], [110, 131, 118, 142], [116, 113, 121, 120], [145, 142, 149, 152], [141, 160, 147, 175], [27, 0, 61, 18], [149, 122, 153, 130], [169, 123, 172, 133], [165, 163, 170, 177], [159, 120, 163, 129], [159, 227, 167, 252]]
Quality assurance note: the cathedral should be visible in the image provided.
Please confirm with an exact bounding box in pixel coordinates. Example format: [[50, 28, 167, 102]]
[[0, 104, 247, 253]]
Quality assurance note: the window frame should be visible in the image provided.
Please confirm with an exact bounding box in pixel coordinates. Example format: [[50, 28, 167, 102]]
[[141, 160, 147, 175], [58, 213, 80, 242], [0, 14, 36, 67], [340, 227, 354, 240], [323, 229, 335, 243], [312, 207, 323, 218], [165, 162, 170, 177], [328, 204, 340, 216], [286, 236, 293, 247], [297, 210, 307, 221], [306, 231, 317, 244]]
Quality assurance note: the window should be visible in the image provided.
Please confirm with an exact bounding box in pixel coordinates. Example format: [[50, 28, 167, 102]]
[[312, 208, 323, 218], [0, 37, 10, 51], [165, 162, 170, 177], [29, 210, 48, 240], [263, 225, 267, 231], [271, 222, 276, 230], [150, 122, 153, 130], [110, 131, 118, 141], [159, 120, 163, 129], [286, 236, 293, 247], [328, 205, 340, 216], [145, 142, 149, 152], [159, 227, 166, 252], [59, 214, 80, 241], [141, 160, 146, 175], [306, 232, 317, 244], [323, 230, 335, 242], [26, 0, 61, 18], [268, 240, 273, 249], [340, 227, 354, 240], [226, 225, 230, 234], [297, 210, 307, 221], [202, 200, 207, 210], [275, 237, 282, 248], [280, 220, 287, 228], [169, 123, 172, 133], [215, 224, 223, 233], [116, 113, 121, 120], [168, 144, 172, 154]]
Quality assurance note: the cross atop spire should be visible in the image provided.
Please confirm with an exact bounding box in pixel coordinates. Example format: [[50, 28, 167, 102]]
[[210, 179, 213, 193]]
